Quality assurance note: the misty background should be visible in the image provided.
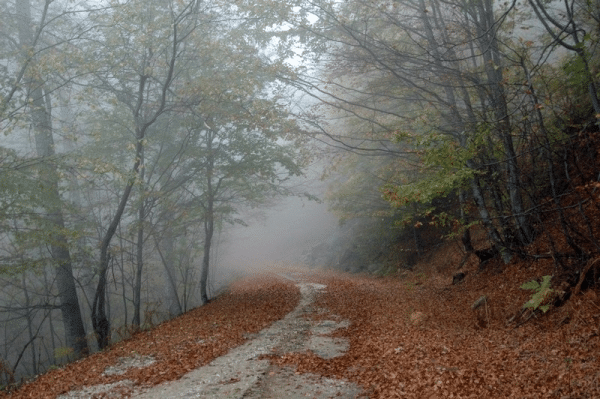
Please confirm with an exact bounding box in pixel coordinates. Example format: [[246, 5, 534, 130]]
[[1, 0, 599, 387], [213, 164, 338, 280]]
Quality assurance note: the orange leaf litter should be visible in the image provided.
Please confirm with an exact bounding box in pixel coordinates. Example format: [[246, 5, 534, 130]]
[[3, 250, 600, 399]]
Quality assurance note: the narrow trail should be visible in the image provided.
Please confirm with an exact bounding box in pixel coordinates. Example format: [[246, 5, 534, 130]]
[[11, 262, 599, 398], [130, 274, 363, 399], [52, 271, 363, 399]]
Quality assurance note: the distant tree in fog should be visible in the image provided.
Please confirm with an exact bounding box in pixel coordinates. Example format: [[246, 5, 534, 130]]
[[527, 0, 600, 115], [13, 0, 88, 357], [72, 0, 207, 349], [284, 0, 600, 267]]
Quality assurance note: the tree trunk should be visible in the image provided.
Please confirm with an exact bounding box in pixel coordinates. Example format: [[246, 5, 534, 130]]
[[199, 128, 216, 305], [458, 190, 474, 253], [470, 170, 512, 264], [133, 147, 145, 328], [117, 226, 128, 327], [92, 171, 138, 349], [91, 3, 183, 346], [43, 267, 58, 365], [16, 0, 88, 357], [199, 216, 213, 305], [156, 229, 183, 317], [475, 0, 533, 246], [21, 274, 38, 375], [199, 186, 213, 303]]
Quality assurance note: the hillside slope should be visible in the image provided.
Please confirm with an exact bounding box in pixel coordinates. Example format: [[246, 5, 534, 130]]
[[2, 255, 599, 398]]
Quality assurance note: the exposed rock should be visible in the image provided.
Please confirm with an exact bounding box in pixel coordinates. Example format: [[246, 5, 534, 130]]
[[398, 269, 412, 279], [128, 281, 363, 399], [452, 272, 466, 285], [472, 295, 490, 328], [57, 380, 135, 399]]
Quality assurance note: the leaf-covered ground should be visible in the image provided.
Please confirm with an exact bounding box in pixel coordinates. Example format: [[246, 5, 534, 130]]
[[276, 265, 600, 398], [0, 275, 301, 399], [3, 245, 600, 398]]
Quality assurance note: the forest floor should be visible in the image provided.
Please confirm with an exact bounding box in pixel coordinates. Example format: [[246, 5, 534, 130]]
[[2, 237, 600, 398]]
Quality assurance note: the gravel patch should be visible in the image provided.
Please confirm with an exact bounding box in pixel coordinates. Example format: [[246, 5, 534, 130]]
[[56, 278, 364, 399], [130, 282, 364, 398]]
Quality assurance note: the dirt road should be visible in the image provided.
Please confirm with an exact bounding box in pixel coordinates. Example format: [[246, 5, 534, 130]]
[[59, 272, 364, 399], [14, 263, 598, 398]]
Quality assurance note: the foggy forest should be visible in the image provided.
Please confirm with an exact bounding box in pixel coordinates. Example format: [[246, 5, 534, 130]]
[[1, 0, 600, 395]]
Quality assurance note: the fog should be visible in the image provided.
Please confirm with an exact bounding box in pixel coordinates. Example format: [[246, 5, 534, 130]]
[[219, 193, 337, 270], [213, 166, 338, 281], [2, 0, 592, 384]]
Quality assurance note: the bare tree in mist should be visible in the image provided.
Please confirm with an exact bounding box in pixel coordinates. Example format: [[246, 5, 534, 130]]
[[527, 0, 600, 115], [183, 106, 306, 303], [0, 0, 312, 381], [284, 0, 600, 268], [83, 0, 201, 348], [14, 0, 88, 357]]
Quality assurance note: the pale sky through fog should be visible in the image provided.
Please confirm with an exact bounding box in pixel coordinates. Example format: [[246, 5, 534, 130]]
[[214, 161, 339, 275], [219, 195, 337, 269]]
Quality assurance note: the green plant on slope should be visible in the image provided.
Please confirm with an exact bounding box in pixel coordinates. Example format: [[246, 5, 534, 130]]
[[521, 275, 554, 313]]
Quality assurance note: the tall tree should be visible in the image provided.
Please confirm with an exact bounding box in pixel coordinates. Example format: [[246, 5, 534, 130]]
[[527, 0, 600, 115], [86, 0, 200, 349], [81, 0, 307, 343], [192, 114, 304, 303], [15, 0, 88, 357], [286, 0, 541, 260]]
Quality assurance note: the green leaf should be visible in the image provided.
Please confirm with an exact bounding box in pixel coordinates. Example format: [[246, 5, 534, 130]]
[[520, 280, 541, 290], [521, 275, 553, 312]]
